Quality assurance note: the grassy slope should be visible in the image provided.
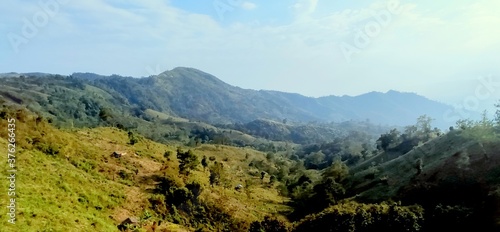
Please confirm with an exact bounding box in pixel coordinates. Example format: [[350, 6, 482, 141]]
[[0, 109, 290, 231], [349, 128, 500, 203]]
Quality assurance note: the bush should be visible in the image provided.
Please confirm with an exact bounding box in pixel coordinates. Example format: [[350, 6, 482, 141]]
[[148, 194, 167, 215], [118, 170, 133, 181], [36, 142, 60, 156], [128, 131, 138, 145], [249, 216, 290, 232], [177, 149, 199, 174], [294, 201, 424, 232]]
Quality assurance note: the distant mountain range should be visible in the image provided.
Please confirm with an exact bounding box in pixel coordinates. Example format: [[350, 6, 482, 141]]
[[1, 67, 470, 129]]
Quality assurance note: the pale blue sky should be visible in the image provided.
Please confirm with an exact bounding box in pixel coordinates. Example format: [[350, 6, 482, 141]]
[[1, 0, 499, 111]]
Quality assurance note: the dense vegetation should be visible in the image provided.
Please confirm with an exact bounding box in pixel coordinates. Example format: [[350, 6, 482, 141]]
[[2, 68, 462, 127], [1, 71, 500, 231]]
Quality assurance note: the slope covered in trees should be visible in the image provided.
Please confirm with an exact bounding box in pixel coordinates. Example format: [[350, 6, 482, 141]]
[[1, 70, 500, 231], [2, 68, 464, 128]]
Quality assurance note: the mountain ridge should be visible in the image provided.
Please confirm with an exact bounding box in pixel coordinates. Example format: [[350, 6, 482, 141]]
[[1, 67, 464, 128]]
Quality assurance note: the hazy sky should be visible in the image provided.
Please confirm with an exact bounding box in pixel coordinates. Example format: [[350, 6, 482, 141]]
[[1, 0, 499, 108]]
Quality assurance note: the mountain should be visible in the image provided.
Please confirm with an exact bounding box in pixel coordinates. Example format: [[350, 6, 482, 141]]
[[2, 68, 500, 231], [1, 67, 462, 129], [150, 68, 465, 129], [317, 90, 461, 128], [85, 67, 463, 128]]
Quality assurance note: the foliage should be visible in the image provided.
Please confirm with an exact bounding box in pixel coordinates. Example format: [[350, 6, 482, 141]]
[[177, 148, 200, 174], [153, 176, 243, 231], [322, 159, 349, 182], [249, 216, 291, 232], [294, 201, 425, 232], [201, 155, 208, 169], [128, 131, 139, 145], [288, 160, 349, 220], [0, 106, 126, 231], [209, 162, 224, 186], [377, 128, 401, 151]]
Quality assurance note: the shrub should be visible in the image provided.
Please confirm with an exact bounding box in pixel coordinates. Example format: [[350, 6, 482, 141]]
[[36, 142, 60, 156], [128, 131, 138, 145], [177, 149, 200, 174], [294, 201, 424, 232], [164, 151, 173, 159], [249, 216, 290, 232]]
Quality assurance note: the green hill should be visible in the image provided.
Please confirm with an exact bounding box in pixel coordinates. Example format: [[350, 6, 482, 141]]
[[1, 68, 499, 231], [347, 125, 500, 231], [3, 68, 465, 128], [0, 106, 291, 231]]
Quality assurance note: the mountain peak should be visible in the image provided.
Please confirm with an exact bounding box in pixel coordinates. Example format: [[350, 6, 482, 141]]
[[157, 67, 226, 85]]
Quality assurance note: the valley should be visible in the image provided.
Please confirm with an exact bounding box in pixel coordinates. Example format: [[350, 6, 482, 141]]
[[1, 70, 499, 231]]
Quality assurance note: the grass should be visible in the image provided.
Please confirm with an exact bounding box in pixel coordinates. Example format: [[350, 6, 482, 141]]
[[0, 107, 291, 231], [349, 128, 500, 203]]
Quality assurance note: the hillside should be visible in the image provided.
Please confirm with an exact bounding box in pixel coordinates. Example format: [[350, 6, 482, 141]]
[[2, 68, 462, 128], [346, 125, 500, 231], [0, 106, 291, 231], [0, 71, 390, 148], [1, 69, 499, 231]]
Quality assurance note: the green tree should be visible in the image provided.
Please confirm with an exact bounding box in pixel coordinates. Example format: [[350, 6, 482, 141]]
[[376, 129, 400, 151], [248, 216, 290, 232], [128, 131, 138, 145], [269, 175, 277, 184], [177, 149, 199, 174], [456, 119, 474, 130], [209, 162, 224, 187], [416, 115, 433, 135], [322, 160, 349, 183], [201, 155, 208, 170], [98, 107, 112, 121], [304, 151, 326, 169], [479, 110, 494, 128], [164, 151, 173, 159], [312, 177, 346, 205]]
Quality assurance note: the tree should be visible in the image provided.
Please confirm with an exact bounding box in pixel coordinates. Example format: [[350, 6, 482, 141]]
[[261, 171, 267, 180], [98, 107, 112, 121], [456, 119, 474, 130], [201, 155, 208, 170], [404, 125, 418, 138], [209, 162, 224, 187], [304, 151, 326, 169], [270, 175, 277, 184], [312, 177, 346, 205], [376, 129, 400, 151], [414, 114, 437, 142], [415, 158, 423, 175], [322, 160, 349, 183], [128, 131, 138, 145], [480, 110, 494, 128], [164, 151, 173, 159], [249, 216, 290, 232], [266, 152, 275, 161], [177, 149, 199, 174]]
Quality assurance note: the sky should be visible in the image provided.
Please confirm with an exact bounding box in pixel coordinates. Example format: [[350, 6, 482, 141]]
[[1, 0, 500, 111]]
